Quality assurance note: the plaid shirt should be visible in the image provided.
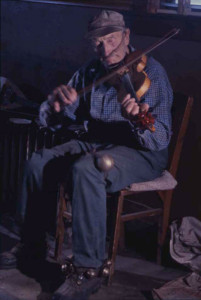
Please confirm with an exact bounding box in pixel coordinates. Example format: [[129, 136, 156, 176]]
[[40, 51, 173, 151]]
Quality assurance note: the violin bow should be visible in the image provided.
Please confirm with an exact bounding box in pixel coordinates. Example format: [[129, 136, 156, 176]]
[[77, 28, 180, 98], [2, 29, 179, 121]]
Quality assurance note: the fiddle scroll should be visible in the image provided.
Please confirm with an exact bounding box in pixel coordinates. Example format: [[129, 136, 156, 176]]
[[133, 111, 156, 132]]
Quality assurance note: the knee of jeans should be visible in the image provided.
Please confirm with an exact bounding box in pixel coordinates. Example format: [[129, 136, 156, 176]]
[[24, 150, 46, 174], [72, 156, 96, 178], [24, 160, 37, 177]]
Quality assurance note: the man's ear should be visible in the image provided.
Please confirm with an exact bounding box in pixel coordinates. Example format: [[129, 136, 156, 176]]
[[124, 28, 130, 46]]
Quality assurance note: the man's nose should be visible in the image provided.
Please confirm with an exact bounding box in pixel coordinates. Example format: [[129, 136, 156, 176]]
[[100, 42, 111, 57]]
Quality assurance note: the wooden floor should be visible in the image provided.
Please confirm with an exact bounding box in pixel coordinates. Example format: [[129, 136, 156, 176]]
[[0, 222, 188, 300]]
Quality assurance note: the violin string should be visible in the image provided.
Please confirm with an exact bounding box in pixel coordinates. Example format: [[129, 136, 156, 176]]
[[121, 73, 139, 103]]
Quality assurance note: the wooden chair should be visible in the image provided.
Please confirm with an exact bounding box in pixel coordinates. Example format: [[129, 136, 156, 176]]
[[54, 94, 193, 284]]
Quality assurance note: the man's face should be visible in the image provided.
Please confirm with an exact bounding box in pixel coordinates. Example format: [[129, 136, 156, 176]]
[[92, 29, 130, 65]]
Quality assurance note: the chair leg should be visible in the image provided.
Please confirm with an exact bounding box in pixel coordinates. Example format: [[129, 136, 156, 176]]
[[118, 220, 126, 251], [160, 191, 173, 246], [54, 184, 65, 261], [157, 214, 163, 264], [157, 190, 173, 264], [107, 191, 124, 285]]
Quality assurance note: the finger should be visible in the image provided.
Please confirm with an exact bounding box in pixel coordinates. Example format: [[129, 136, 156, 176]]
[[122, 94, 131, 104], [62, 85, 77, 98], [122, 98, 136, 109], [124, 102, 136, 114], [61, 85, 77, 104], [131, 105, 140, 116], [57, 87, 72, 105], [54, 101, 61, 113], [70, 88, 78, 102], [140, 103, 149, 112], [67, 85, 77, 98], [51, 87, 62, 102], [51, 86, 72, 105], [60, 85, 72, 100]]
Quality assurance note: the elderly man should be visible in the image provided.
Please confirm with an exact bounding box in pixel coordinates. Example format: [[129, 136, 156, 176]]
[[0, 10, 173, 300]]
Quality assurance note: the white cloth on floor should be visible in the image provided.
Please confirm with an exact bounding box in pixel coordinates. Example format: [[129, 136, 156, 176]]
[[153, 217, 201, 300], [170, 216, 201, 273]]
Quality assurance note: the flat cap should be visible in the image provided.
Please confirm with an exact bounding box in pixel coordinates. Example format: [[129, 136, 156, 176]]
[[86, 10, 126, 39]]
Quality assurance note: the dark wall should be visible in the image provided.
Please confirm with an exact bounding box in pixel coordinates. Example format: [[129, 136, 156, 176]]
[[1, 0, 201, 220]]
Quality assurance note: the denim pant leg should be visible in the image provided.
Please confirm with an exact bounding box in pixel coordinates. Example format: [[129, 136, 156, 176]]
[[102, 145, 166, 193], [17, 139, 88, 244], [71, 153, 106, 268], [71, 144, 166, 268]]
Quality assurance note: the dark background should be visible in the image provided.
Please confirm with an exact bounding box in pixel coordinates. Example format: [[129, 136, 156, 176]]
[[1, 0, 201, 221]]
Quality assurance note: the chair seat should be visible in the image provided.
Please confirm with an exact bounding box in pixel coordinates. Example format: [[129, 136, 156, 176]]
[[127, 170, 177, 192]]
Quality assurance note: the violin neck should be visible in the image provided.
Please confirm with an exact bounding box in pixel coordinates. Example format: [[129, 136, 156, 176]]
[[121, 72, 139, 104]]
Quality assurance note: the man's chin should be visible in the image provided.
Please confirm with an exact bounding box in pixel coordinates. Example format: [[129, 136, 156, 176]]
[[102, 58, 119, 66], [101, 58, 110, 64]]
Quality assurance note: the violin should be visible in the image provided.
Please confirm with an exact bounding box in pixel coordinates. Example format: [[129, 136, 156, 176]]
[[106, 51, 154, 131], [77, 28, 180, 132]]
